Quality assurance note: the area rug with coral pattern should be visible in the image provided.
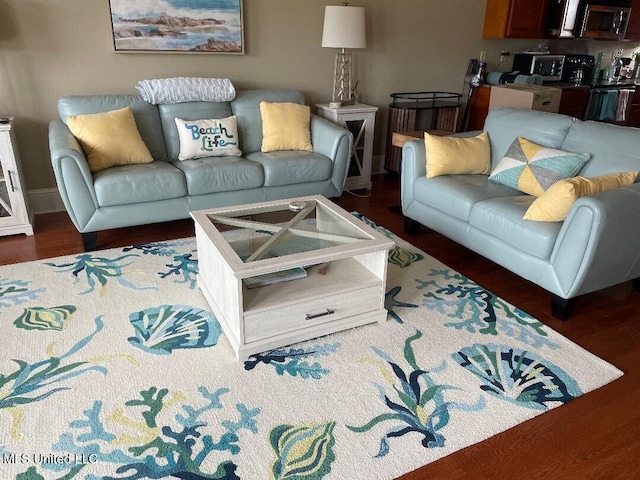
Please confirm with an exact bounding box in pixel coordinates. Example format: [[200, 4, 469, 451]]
[[0, 215, 623, 479]]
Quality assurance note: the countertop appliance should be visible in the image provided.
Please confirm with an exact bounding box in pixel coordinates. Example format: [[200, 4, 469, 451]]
[[562, 54, 596, 86], [512, 54, 565, 82], [579, 0, 632, 39]]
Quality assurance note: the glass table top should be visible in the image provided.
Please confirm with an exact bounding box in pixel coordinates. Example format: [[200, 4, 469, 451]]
[[204, 198, 372, 263]]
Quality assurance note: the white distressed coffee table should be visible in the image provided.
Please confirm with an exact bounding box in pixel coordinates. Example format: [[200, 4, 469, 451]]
[[191, 195, 394, 361]]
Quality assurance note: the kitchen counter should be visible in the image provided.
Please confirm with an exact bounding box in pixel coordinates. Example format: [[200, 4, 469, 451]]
[[545, 79, 640, 89]]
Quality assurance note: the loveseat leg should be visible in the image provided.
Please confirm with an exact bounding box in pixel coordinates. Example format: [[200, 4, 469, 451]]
[[404, 217, 420, 235], [633, 277, 640, 291], [551, 294, 575, 321], [82, 232, 98, 252]]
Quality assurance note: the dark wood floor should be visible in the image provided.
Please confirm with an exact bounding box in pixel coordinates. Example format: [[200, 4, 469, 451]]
[[1, 174, 638, 479]]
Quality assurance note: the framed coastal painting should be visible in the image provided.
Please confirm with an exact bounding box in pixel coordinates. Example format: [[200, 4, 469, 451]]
[[108, 0, 244, 54]]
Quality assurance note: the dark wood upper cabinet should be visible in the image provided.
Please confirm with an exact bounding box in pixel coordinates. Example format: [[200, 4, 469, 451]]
[[483, 0, 548, 38], [625, 0, 640, 40]]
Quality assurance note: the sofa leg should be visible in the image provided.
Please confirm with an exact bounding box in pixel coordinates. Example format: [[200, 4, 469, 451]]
[[82, 232, 98, 252], [551, 294, 575, 321], [404, 217, 420, 235], [632, 278, 640, 291]]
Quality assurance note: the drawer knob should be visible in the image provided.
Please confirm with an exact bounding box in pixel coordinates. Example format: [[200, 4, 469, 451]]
[[305, 308, 335, 320]]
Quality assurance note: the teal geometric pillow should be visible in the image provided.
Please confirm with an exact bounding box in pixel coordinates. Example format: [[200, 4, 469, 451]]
[[489, 137, 590, 197]]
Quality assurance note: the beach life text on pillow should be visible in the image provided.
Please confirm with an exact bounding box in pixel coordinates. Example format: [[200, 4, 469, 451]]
[[174, 115, 241, 160]]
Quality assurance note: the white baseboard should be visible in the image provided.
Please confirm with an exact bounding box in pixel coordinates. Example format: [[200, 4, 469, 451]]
[[29, 188, 65, 214]]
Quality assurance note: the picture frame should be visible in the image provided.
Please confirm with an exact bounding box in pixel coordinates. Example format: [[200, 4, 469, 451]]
[[108, 0, 244, 54]]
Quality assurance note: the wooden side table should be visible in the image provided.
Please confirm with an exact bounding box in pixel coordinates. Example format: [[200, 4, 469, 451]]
[[316, 103, 378, 191], [0, 118, 34, 237]]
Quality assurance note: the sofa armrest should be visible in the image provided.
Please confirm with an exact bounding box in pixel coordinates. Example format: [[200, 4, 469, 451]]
[[551, 182, 640, 297], [49, 120, 98, 231], [400, 139, 426, 213], [310, 114, 352, 193]]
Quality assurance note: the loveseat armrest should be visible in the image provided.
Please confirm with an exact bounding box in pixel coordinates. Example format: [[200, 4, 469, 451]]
[[310, 114, 353, 193], [49, 119, 98, 231], [551, 182, 640, 298]]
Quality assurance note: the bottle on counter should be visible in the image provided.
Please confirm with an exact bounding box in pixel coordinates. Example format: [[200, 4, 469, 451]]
[[607, 50, 624, 82]]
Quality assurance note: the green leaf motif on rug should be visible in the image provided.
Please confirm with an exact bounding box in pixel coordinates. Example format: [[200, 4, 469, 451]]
[[347, 330, 485, 457], [0, 317, 108, 437], [417, 269, 557, 349], [38, 386, 259, 479], [244, 343, 340, 378], [384, 286, 419, 324], [128, 304, 222, 355], [124, 240, 200, 289], [0, 277, 45, 307], [269, 421, 336, 480], [453, 343, 583, 410], [13, 305, 77, 331], [45, 253, 158, 296]]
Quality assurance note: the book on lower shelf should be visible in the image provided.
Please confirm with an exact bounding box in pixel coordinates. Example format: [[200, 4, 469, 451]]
[[243, 267, 307, 289]]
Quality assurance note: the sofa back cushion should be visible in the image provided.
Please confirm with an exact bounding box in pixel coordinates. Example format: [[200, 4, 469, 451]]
[[231, 89, 306, 154], [58, 95, 168, 162], [158, 101, 233, 162], [483, 107, 575, 171], [561, 119, 640, 177]]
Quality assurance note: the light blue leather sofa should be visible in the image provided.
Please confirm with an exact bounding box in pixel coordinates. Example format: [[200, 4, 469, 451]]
[[49, 89, 352, 251], [401, 107, 640, 320]]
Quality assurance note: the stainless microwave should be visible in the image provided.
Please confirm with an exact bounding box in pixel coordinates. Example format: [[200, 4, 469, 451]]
[[579, 3, 631, 39], [512, 54, 565, 82]]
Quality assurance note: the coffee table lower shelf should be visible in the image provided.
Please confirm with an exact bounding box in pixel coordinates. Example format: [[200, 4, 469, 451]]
[[197, 275, 387, 361]]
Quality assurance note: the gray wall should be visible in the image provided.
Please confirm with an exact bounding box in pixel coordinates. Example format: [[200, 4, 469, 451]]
[[0, 0, 637, 202]]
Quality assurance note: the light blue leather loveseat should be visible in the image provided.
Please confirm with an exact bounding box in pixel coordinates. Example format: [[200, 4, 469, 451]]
[[49, 89, 351, 251], [401, 107, 640, 320]]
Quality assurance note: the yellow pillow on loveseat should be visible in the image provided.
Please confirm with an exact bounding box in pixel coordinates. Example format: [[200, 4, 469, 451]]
[[524, 171, 639, 222], [425, 131, 490, 178]]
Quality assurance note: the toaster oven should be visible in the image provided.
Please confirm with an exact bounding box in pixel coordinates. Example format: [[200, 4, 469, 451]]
[[512, 54, 566, 82]]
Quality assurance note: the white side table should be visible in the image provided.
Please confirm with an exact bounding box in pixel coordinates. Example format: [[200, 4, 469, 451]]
[[0, 118, 34, 236], [316, 103, 378, 191]]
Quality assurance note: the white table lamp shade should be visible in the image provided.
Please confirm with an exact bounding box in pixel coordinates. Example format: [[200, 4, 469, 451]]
[[322, 6, 366, 49]]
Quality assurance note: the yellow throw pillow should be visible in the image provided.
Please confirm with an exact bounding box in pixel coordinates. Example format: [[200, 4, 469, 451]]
[[67, 107, 153, 173], [260, 101, 313, 153], [425, 131, 490, 179], [524, 171, 639, 222]]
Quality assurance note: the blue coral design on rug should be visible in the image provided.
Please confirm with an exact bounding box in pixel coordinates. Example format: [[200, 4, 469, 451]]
[[0, 227, 623, 480]]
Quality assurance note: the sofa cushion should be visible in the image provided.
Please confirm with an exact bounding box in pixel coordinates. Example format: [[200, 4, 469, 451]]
[[158, 101, 233, 162], [93, 161, 187, 207], [413, 175, 521, 222], [470, 196, 563, 260], [260, 102, 313, 152], [489, 137, 590, 196], [67, 107, 154, 173], [524, 171, 640, 222], [425, 131, 490, 178], [561, 119, 640, 177], [231, 89, 307, 154], [245, 151, 332, 187], [58, 95, 169, 162], [171, 157, 264, 195], [174, 115, 242, 160], [484, 107, 576, 171]]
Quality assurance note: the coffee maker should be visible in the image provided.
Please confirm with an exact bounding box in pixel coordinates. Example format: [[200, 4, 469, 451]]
[[562, 54, 595, 85]]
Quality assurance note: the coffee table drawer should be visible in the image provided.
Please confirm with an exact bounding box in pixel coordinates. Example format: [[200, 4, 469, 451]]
[[244, 284, 381, 343]]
